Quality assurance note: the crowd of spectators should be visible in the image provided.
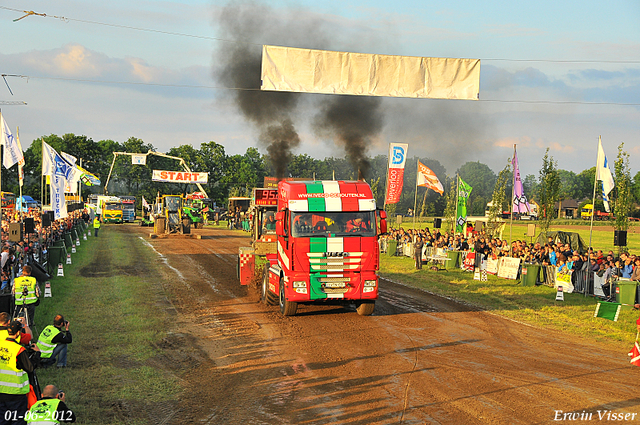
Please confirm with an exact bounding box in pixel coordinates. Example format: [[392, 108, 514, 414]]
[[381, 226, 637, 281], [0, 207, 90, 293]]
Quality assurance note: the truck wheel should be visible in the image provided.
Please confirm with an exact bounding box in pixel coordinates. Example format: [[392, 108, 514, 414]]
[[196, 222, 203, 229], [279, 277, 297, 316], [356, 301, 375, 316]]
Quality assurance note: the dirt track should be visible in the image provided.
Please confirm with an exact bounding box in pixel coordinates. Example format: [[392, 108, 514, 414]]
[[125, 225, 640, 424]]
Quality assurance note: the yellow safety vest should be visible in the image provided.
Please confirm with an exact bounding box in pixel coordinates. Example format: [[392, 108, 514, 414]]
[[14, 276, 38, 305], [27, 398, 61, 424], [36, 325, 61, 359], [0, 338, 29, 395], [93, 218, 101, 229]]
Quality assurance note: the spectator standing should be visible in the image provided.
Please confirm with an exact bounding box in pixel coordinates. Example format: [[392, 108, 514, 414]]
[[93, 215, 101, 237], [414, 237, 424, 270], [0, 321, 39, 425], [12, 266, 40, 327]]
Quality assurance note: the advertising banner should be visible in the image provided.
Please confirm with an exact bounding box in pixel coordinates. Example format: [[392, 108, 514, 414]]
[[384, 143, 408, 205], [152, 170, 208, 184], [497, 257, 521, 280]]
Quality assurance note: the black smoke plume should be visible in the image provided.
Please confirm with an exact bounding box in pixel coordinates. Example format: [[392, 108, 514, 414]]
[[312, 95, 384, 180], [214, 2, 388, 180]]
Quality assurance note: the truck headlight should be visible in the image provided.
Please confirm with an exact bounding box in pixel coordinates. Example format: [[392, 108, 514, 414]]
[[364, 280, 377, 287], [293, 281, 307, 294]]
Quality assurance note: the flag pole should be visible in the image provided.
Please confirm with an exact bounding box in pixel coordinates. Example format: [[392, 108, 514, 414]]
[[17, 127, 22, 226], [41, 138, 44, 211], [0, 110, 3, 241], [456, 173, 460, 235], [383, 143, 390, 212], [509, 144, 516, 257], [413, 159, 418, 230], [588, 136, 600, 254]]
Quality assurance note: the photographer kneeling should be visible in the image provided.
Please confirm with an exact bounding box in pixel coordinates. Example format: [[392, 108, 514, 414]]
[[37, 316, 72, 369], [26, 385, 76, 423]]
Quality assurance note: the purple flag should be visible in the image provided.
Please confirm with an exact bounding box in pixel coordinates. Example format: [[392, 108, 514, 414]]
[[512, 148, 530, 213]]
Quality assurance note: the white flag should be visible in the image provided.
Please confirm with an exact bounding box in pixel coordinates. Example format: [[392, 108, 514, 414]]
[[0, 113, 23, 169], [142, 196, 150, 210], [16, 128, 24, 187], [42, 141, 74, 220], [596, 137, 615, 213], [61, 152, 82, 192]]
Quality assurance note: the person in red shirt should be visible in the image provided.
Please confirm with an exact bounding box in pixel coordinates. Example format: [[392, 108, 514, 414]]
[[345, 216, 367, 233]]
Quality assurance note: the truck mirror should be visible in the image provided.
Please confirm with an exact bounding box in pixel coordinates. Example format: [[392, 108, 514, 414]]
[[379, 210, 387, 219], [275, 211, 284, 235], [379, 217, 387, 235]]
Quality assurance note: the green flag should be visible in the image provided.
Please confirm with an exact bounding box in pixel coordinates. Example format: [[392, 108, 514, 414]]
[[594, 302, 621, 321], [456, 178, 473, 233]]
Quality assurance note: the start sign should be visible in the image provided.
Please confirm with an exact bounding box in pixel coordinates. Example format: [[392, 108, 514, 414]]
[[152, 170, 209, 184]]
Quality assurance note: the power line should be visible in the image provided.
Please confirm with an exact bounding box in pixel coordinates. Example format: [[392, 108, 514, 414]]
[[10, 74, 640, 107], [1, 6, 639, 63], [0, 6, 258, 46]]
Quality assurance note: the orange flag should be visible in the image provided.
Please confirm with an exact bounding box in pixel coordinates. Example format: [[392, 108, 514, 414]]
[[417, 161, 444, 195]]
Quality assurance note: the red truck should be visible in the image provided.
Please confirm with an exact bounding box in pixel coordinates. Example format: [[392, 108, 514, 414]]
[[238, 180, 387, 316]]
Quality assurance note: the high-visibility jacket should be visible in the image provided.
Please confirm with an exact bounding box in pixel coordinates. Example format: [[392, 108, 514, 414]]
[[14, 276, 38, 305], [36, 325, 61, 359], [93, 218, 101, 229], [26, 398, 61, 424], [0, 328, 22, 344], [0, 338, 30, 395]]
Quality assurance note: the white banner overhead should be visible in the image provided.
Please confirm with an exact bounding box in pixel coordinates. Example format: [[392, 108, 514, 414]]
[[152, 170, 208, 184], [261, 45, 481, 100]]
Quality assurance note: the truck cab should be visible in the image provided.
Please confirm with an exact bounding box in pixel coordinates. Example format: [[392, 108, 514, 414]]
[[265, 180, 386, 316]]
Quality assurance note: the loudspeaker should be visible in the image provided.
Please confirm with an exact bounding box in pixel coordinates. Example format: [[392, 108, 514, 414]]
[[433, 218, 442, 228], [8, 223, 22, 242], [527, 223, 536, 237], [24, 218, 35, 234], [42, 212, 52, 227], [29, 261, 51, 282], [475, 221, 483, 231], [614, 230, 627, 247]]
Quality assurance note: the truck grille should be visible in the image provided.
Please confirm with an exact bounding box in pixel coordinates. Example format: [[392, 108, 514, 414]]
[[307, 252, 363, 273]]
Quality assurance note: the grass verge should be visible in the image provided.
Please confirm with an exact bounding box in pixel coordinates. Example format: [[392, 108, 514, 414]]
[[34, 224, 178, 424], [380, 255, 640, 349]]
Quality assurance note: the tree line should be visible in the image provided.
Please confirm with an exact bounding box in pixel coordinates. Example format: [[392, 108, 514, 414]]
[[4, 134, 638, 219]]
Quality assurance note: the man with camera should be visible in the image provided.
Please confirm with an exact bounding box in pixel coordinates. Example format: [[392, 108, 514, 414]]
[[0, 320, 40, 425], [12, 266, 40, 327], [36, 316, 72, 369], [0, 314, 32, 346], [26, 384, 76, 423]]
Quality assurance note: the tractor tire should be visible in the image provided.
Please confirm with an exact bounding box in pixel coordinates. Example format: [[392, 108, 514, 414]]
[[279, 277, 298, 316], [356, 300, 375, 316], [262, 266, 277, 306]]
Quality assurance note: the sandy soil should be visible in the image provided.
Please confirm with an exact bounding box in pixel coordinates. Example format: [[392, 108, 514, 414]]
[[123, 225, 640, 424]]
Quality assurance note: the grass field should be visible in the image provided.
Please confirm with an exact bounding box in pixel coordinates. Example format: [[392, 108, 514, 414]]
[[34, 225, 177, 424], [380, 254, 640, 350]]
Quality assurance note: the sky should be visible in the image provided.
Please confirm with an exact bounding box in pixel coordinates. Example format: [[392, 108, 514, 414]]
[[1, 0, 639, 179]]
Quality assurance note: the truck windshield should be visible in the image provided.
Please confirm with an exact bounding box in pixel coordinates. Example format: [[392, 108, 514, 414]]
[[291, 211, 376, 237], [106, 203, 123, 210]]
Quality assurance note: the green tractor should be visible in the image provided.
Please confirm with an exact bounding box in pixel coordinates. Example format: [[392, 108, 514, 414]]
[[182, 193, 210, 229]]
